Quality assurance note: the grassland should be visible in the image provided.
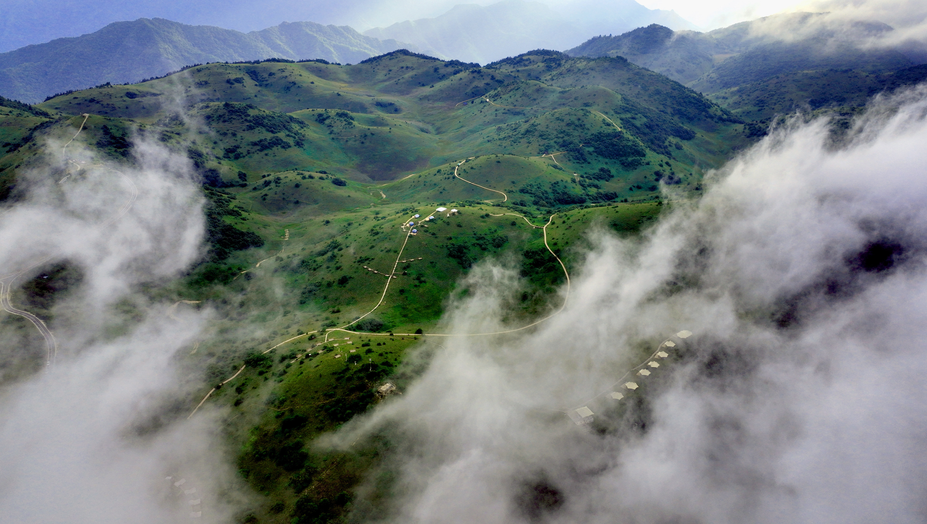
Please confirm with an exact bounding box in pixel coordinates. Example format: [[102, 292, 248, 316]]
[[0, 50, 751, 523]]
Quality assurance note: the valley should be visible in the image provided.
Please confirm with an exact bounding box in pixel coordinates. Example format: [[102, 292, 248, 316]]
[[1, 27, 925, 521], [0, 48, 743, 522]]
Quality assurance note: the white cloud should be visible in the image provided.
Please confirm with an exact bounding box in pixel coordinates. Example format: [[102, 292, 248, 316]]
[[635, 0, 927, 33], [0, 119, 247, 522], [329, 85, 927, 523], [634, 0, 808, 29]]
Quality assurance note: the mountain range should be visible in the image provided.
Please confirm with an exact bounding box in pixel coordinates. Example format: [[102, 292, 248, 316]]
[[0, 18, 410, 104], [364, 0, 694, 64], [568, 12, 927, 119], [3, 5, 927, 522], [2, 46, 736, 520], [0, 0, 693, 104]]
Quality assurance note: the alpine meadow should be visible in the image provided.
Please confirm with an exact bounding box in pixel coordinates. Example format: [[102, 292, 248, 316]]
[[1, 2, 927, 524]]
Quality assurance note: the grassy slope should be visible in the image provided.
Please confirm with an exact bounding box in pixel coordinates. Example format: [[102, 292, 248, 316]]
[[0, 51, 754, 523]]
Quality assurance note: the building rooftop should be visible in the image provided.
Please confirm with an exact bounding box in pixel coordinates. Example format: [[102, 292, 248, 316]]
[[575, 406, 594, 418]]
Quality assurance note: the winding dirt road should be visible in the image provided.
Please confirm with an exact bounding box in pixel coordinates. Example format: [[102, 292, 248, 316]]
[[59, 113, 90, 183], [0, 115, 93, 366], [0, 274, 58, 366], [453, 159, 508, 202], [1, 113, 138, 369], [189, 157, 579, 416], [593, 110, 622, 132], [255, 229, 290, 268]]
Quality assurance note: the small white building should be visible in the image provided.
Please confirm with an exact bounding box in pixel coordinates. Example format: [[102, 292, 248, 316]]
[[568, 406, 594, 425], [377, 382, 397, 397]]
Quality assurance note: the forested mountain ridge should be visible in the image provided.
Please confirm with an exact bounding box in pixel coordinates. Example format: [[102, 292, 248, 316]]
[[568, 13, 927, 119], [0, 18, 410, 104]]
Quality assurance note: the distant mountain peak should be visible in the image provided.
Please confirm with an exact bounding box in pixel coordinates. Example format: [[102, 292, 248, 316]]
[[364, 0, 696, 64], [0, 17, 413, 103], [568, 12, 925, 120]]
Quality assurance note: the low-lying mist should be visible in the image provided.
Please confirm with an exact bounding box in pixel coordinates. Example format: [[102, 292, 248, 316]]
[[331, 85, 927, 523], [801, 0, 927, 45], [0, 123, 246, 523]]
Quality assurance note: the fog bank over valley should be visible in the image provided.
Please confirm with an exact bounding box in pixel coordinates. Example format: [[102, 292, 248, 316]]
[[329, 86, 927, 524], [0, 119, 248, 523]]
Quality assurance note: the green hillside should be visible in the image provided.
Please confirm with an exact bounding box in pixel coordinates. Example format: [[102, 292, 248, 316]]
[[568, 13, 927, 122], [709, 64, 927, 121], [0, 50, 752, 523], [23, 50, 748, 190]]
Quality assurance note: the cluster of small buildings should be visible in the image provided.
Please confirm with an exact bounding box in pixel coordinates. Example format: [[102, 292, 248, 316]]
[[569, 330, 692, 426], [405, 207, 459, 234]]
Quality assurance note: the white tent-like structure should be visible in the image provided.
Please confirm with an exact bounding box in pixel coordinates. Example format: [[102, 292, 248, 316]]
[[568, 406, 595, 425]]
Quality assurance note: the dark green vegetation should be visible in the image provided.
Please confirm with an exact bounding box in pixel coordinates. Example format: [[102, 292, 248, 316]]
[[569, 13, 927, 121], [13, 49, 749, 189], [0, 18, 409, 104], [710, 64, 927, 121], [0, 49, 752, 523]]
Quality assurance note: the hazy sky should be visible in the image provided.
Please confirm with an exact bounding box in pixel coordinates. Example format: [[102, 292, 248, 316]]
[[3, 0, 925, 53], [634, 0, 807, 28], [637, 0, 927, 31]]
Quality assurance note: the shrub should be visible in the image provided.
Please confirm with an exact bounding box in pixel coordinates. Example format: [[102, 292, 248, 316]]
[[354, 318, 385, 332]]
